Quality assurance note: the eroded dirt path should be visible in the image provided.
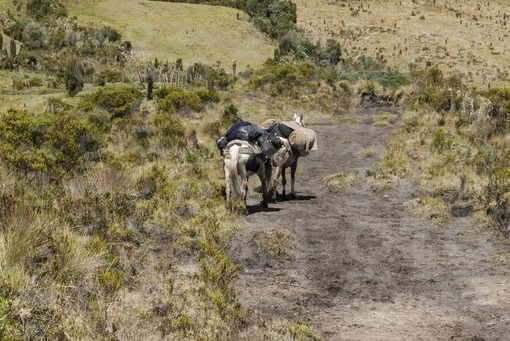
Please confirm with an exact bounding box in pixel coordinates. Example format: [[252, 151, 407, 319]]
[[229, 109, 510, 340]]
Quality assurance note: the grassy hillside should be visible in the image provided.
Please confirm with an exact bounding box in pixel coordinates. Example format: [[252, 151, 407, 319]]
[[294, 0, 510, 89], [67, 0, 276, 72], [1, 0, 510, 339]]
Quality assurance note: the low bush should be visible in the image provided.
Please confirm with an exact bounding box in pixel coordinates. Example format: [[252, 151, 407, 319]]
[[97, 69, 126, 85], [481, 87, 510, 133], [249, 60, 318, 96], [152, 113, 187, 149], [156, 87, 202, 114], [84, 86, 143, 119], [0, 108, 106, 176], [404, 66, 463, 112]]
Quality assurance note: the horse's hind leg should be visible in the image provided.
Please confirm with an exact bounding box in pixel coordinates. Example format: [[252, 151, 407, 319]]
[[224, 160, 232, 209], [244, 178, 251, 213], [289, 160, 298, 199], [264, 162, 275, 204], [273, 165, 282, 198], [258, 166, 269, 208], [281, 167, 288, 200]]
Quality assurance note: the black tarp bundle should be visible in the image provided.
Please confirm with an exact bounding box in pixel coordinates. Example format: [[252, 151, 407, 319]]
[[217, 120, 282, 157]]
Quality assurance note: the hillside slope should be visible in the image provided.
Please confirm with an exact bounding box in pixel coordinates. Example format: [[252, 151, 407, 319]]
[[67, 0, 276, 72], [294, 0, 510, 89]]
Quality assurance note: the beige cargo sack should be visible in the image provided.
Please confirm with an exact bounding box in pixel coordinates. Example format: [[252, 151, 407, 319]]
[[289, 127, 318, 156]]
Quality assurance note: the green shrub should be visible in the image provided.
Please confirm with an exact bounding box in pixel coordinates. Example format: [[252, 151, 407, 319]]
[[249, 60, 318, 96], [194, 88, 220, 104], [152, 113, 187, 149], [46, 97, 72, 114], [405, 67, 462, 112], [97, 68, 126, 86], [26, 0, 67, 21], [45, 111, 105, 169], [85, 86, 143, 119], [0, 109, 105, 176], [28, 76, 43, 87], [474, 143, 510, 234], [431, 128, 452, 152], [481, 88, 510, 133], [155, 87, 203, 114], [222, 103, 240, 124], [63, 55, 84, 96]]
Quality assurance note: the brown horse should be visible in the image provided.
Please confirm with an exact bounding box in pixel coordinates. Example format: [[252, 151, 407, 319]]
[[261, 114, 306, 200], [223, 139, 275, 211]]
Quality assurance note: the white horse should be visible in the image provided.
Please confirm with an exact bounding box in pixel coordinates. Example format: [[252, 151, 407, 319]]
[[223, 140, 274, 211]]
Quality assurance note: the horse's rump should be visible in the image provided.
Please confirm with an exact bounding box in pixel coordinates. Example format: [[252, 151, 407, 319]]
[[223, 139, 261, 156]]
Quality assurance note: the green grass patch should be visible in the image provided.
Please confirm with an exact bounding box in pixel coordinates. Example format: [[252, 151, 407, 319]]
[[67, 0, 275, 72]]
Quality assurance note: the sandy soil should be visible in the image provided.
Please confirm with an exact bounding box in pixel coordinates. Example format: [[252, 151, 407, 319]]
[[229, 108, 510, 340]]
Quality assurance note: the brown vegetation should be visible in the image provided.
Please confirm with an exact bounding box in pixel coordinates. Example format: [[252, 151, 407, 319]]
[[294, 0, 510, 88]]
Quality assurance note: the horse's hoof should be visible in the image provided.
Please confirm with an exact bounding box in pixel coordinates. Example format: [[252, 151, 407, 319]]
[[290, 193, 297, 200], [261, 201, 268, 208]]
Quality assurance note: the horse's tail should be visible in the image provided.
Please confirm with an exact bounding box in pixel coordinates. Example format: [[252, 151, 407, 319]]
[[228, 145, 243, 198]]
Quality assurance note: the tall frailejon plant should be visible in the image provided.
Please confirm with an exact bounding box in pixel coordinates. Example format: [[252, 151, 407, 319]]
[[147, 72, 154, 100], [63, 55, 84, 96], [9, 38, 16, 58]]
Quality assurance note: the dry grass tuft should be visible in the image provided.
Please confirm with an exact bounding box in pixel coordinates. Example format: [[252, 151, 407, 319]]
[[324, 172, 358, 192], [404, 196, 450, 223], [359, 147, 377, 158], [254, 228, 296, 261], [367, 175, 400, 194], [90, 166, 133, 195], [0, 160, 16, 196], [373, 112, 398, 127], [375, 138, 411, 177]]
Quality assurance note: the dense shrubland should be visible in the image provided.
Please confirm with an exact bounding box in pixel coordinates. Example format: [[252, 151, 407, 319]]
[[0, 81, 245, 338], [0, 63, 323, 337]]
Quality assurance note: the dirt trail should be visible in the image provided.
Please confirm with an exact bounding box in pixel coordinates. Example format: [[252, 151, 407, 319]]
[[229, 108, 510, 340]]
